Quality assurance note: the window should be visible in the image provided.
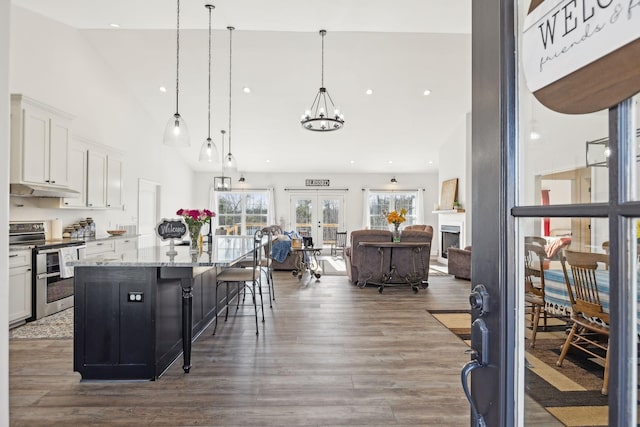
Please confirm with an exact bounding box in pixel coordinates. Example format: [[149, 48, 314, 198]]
[[214, 191, 270, 235], [367, 191, 418, 230]]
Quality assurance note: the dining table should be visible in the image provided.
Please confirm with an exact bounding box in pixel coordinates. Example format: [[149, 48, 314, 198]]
[[543, 268, 640, 326]]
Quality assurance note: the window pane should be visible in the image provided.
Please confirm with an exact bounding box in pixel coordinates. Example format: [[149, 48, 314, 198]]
[[519, 217, 610, 425], [630, 94, 640, 201], [369, 193, 391, 230], [215, 191, 270, 235], [516, 0, 609, 207], [368, 191, 418, 230]]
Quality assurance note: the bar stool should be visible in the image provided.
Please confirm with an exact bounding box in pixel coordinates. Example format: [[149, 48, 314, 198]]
[[238, 226, 275, 307], [213, 230, 264, 336]]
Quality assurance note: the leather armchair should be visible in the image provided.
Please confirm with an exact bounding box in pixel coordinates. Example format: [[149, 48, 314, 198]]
[[447, 246, 472, 280], [345, 228, 433, 286]]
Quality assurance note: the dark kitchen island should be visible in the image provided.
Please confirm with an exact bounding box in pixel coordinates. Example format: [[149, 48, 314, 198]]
[[70, 236, 257, 381]]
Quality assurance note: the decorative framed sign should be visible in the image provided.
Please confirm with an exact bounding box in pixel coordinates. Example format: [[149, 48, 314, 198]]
[[156, 218, 187, 241], [522, 0, 640, 114], [305, 179, 330, 187]]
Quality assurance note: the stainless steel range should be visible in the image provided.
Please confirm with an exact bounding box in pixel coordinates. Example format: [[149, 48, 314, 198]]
[[9, 221, 86, 320]]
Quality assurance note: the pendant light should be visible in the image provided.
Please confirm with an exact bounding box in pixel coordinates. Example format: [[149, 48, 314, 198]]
[[301, 30, 345, 132], [199, 4, 218, 163], [224, 26, 238, 172], [214, 130, 231, 191], [163, 0, 190, 147]]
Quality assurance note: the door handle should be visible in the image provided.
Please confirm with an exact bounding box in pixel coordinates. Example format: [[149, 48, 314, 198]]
[[460, 285, 491, 427]]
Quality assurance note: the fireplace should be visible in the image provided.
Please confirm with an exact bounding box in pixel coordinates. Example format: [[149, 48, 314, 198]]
[[440, 225, 461, 259]]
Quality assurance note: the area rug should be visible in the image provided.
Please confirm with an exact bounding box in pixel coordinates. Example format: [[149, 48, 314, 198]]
[[429, 310, 624, 427], [320, 256, 347, 275], [9, 307, 73, 339]]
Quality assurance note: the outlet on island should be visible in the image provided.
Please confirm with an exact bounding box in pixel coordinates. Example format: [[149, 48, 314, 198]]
[[127, 291, 144, 302]]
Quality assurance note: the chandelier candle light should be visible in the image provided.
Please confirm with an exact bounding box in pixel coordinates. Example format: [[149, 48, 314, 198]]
[[387, 208, 407, 243], [199, 4, 218, 163], [163, 0, 190, 147], [301, 30, 345, 132], [177, 209, 216, 254]]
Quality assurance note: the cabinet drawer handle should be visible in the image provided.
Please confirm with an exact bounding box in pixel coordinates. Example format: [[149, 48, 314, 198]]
[[107, 204, 111, 207], [64, 202, 69, 205], [9, 254, 18, 258], [27, 268, 31, 272], [45, 179, 50, 183], [51, 180, 56, 184], [88, 204, 93, 206], [96, 243, 103, 246]]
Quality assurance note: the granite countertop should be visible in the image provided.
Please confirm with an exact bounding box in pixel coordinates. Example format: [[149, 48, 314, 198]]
[[69, 235, 260, 268]]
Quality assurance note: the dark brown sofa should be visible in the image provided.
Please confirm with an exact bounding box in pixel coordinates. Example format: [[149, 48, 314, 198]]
[[345, 227, 433, 287], [447, 246, 471, 280]]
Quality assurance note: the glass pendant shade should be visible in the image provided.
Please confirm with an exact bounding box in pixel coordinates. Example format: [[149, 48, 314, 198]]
[[163, 113, 190, 147], [163, 0, 190, 147], [199, 4, 217, 163], [199, 137, 218, 162], [225, 152, 237, 172]]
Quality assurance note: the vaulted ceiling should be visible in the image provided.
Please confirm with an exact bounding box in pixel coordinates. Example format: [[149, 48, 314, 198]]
[[12, 0, 472, 174]]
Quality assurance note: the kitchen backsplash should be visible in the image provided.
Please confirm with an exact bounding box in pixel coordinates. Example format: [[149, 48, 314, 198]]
[[9, 196, 136, 235]]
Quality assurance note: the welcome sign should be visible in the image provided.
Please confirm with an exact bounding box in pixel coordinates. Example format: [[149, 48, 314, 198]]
[[522, 0, 640, 113], [156, 218, 187, 240]]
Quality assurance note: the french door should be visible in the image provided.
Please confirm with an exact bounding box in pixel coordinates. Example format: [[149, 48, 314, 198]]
[[289, 193, 345, 249]]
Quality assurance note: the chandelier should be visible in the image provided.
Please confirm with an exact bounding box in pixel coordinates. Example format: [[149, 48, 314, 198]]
[[301, 30, 344, 132]]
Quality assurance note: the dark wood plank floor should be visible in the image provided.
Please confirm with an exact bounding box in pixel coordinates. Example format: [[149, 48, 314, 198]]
[[9, 270, 475, 426]]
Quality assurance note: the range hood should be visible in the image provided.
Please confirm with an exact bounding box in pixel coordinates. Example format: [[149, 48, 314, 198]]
[[10, 183, 81, 198]]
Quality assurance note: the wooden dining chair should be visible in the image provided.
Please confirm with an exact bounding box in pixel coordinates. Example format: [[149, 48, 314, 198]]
[[524, 241, 548, 348], [556, 250, 610, 395]]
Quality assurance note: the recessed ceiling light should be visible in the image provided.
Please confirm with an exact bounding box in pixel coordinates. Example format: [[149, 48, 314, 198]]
[[243, 87, 251, 93], [159, 86, 167, 93], [388, 160, 393, 164], [109, 23, 120, 28], [428, 161, 433, 164], [365, 89, 373, 95], [349, 160, 355, 164], [423, 89, 432, 96], [265, 159, 271, 163]]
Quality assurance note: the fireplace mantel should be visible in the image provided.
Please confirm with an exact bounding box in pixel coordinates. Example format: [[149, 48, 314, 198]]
[[432, 209, 465, 214]]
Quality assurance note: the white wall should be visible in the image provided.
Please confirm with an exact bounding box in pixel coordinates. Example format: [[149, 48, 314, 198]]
[[193, 171, 440, 248], [1, 0, 10, 423], [437, 112, 472, 249], [8, 6, 196, 230]]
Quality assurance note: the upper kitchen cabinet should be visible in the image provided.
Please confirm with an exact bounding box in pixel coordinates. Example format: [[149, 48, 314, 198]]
[[62, 137, 89, 208], [10, 94, 74, 189], [106, 155, 123, 209], [86, 145, 124, 209]]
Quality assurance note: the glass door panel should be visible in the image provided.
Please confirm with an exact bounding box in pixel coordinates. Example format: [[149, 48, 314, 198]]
[[519, 217, 611, 425], [290, 194, 344, 249]]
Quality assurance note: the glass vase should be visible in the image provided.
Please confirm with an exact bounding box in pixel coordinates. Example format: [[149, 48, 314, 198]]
[[189, 222, 203, 254], [393, 223, 401, 243]]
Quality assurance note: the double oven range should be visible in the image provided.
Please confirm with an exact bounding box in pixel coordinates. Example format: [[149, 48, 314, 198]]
[[9, 221, 86, 320]]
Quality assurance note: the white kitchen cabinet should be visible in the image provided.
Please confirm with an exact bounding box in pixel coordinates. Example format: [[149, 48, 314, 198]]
[[114, 237, 137, 259], [62, 138, 88, 208], [106, 155, 123, 209], [9, 250, 32, 325], [85, 240, 116, 258], [10, 94, 73, 188], [87, 149, 107, 208]]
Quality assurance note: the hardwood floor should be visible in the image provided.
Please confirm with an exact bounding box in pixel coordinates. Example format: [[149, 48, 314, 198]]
[[9, 271, 474, 426]]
